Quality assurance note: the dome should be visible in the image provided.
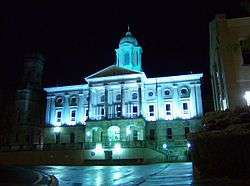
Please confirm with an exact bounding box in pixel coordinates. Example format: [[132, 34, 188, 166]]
[[119, 31, 138, 46]]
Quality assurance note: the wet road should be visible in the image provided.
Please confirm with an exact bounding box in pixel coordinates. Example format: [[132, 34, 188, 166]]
[[30, 162, 193, 186]]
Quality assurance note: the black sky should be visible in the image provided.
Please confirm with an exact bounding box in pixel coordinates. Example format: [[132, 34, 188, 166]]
[[0, 1, 246, 88]]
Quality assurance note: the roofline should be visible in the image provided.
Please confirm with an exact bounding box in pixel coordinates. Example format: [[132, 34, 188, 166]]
[[85, 65, 116, 80], [44, 84, 88, 92], [146, 73, 203, 83]]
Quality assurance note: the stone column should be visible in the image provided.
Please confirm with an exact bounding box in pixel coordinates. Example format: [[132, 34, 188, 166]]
[[121, 82, 125, 117], [138, 81, 142, 117], [104, 84, 108, 119]]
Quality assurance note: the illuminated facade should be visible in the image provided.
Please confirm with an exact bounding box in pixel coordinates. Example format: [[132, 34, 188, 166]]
[[44, 30, 203, 162], [210, 14, 250, 110]]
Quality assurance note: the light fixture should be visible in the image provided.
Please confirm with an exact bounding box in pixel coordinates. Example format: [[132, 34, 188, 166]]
[[86, 131, 91, 137], [53, 127, 61, 133], [244, 91, 250, 106], [162, 143, 168, 150], [113, 143, 122, 153], [187, 142, 191, 149], [95, 143, 103, 153]]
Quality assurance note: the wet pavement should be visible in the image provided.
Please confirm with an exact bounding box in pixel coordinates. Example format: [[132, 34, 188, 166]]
[[29, 162, 193, 186]]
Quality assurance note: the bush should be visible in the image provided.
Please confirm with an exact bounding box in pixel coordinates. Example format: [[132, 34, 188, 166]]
[[202, 106, 250, 131]]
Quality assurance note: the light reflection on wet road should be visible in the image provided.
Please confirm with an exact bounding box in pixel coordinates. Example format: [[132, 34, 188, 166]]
[[30, 162, 192, 186]]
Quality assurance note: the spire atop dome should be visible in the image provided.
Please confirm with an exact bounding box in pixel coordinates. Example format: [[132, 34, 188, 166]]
[[119, 26, 138, 46]]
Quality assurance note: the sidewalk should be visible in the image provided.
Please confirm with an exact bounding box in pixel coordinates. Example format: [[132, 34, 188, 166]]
[[0, 166, 57, 185]]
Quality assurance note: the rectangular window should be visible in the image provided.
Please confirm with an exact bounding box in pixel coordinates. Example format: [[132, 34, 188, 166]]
[[132, 106, 138, 117], [55, 133, 60, 144], [149, 105, 154, 116], [56, 111, 62, 123], [117, 105, 121, 117], [86, 109, 89, 117], [149, 129, 155, 140], [185, 127, 190, 138], [101, 107, 105, 116], [183, 102, 189, 114], [71, 110, 76, 121], [166, 104, 171, 115], [167, 128, 172, 139]]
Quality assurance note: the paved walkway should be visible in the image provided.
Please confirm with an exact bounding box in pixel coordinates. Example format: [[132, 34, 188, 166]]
[[140, 162, 192, 186]]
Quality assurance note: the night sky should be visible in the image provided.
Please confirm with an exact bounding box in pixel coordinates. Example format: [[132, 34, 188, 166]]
[[0, 1, 246, 89]]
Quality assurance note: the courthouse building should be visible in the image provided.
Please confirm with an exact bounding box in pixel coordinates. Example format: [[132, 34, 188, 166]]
[[210, 14, 250, 110], [43, 29, 203, 162]]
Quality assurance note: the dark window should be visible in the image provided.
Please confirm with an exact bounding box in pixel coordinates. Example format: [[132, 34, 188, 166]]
[[133, 130, 138, 141], [185, 127, 190, 138], [181, 89, 188, 94], [86, 109, 89, 117], [166, 104, 171, 115], [101, 108, 105, 115], [55, 97, 63, 107], [148, 92, 153, 96], [55, 133, 60, 144], [149, 105, 154, 116], [149, 105, 154, 112], [167, 128, 172, 139], [25, 135, 30, 143], [124, 52, 130, 65], [166, 104, 171, 111], [70, 133, 75, 143], [132, 93, 137, 99], [164, 89, 171, 96], [101, 95, 105, 102], [149, 129, 155, 140], [57, 111, 61, 118], [133, 106, 138, 113], [117, 105, 121, 112], [116, 94, 121, 101], [71, 110, 76, 121], [70, 97, 77, 106], [15, 134, 19, 142], [183, 103, 188, 110], [71, 110, 76, 117], [240, 39, 250, 65]]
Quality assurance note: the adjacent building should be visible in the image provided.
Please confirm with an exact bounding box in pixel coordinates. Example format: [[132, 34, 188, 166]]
[[210, 14, 250, 110], [44, 30, 203, 161]]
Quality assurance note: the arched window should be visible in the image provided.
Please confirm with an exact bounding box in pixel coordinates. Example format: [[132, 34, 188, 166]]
[[179, 87, 190, 98], [107, 126, 120, 141], [55, 96, 63, 107], [69, 96, 77, 106]]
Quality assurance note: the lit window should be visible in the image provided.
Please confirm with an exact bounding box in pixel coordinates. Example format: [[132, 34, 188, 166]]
[[132, 93, 137, 99], [149, 105, 154, 116], [148, 92, 154, 97], [117, 105, 121, 117], [244, 91, 250, 106], [166, 104, 171, 115]]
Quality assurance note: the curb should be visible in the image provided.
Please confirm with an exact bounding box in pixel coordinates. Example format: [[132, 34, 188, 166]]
[[49, 175, 59, 186]]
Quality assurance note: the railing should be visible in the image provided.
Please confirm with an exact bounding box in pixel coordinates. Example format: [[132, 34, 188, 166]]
[[84, 140, 146, 150]]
